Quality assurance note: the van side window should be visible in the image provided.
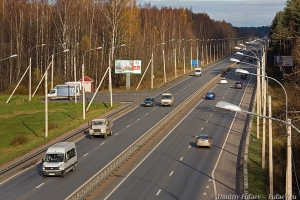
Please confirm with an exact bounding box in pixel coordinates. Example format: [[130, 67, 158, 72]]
[[66, 148, 76, 160]]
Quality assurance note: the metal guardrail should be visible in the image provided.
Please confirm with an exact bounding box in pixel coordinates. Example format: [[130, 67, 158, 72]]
[[0, 103, 133, 178], [68, 72, 224, 200]]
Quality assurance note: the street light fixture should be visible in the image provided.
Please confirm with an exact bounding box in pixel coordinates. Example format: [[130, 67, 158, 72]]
[[45, 49, 69, 138], [215, 101, 294, 198], [2, 54, 18, 104], [0, 54, 17, 61], [82, 46, 102, 120]]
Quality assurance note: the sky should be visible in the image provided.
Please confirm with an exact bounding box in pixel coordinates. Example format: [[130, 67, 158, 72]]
[[136, 0, 287, 27]]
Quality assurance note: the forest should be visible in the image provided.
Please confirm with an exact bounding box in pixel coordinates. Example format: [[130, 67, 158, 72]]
[[0, 0, 253, 93], [265, 0, 300, 196]]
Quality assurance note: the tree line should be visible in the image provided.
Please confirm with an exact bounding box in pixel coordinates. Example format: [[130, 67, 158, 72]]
[[269, 0, 300, 87], [0, 0, 252, 93]]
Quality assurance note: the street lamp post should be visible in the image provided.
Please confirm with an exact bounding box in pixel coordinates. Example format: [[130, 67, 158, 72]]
[[216, 39, 219, 60], [109, 44, 125, 106], [231, 55, 264, 169], [215, 101, 295, 200], [73, 43, 79, 104], [183, 39, 194, 73], [45, 49, 69, 137], [82, 46, 102, 120], [236, 68, 288, 196], [151, 42, 165, 89], [232, 49, 262, 140], [174, 39, 184, 78], [163, 39, 174, 83], [29, 44, 45, 101], [51, 42, 66, 90], [206, 39, 209, 65]]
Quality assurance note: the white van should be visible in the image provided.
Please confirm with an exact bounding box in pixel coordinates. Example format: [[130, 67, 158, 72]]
[[42, 142, 77, 178], [194, 67, 202, 76]]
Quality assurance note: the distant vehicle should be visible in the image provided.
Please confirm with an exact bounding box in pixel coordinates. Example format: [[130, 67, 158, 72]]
[[240, 74, 247, 79], [235, 81, 243, 89], [48, 84, 80, 100], [205, 92, 215, 100], [219, 78, 228, 84], [42, 142, 77, 178], [143, 97, 155, 107], [194, 67, 202, 76], [160, 92, 174, 106], [89, 118, 113, 139], [195, 134, 213, 148]]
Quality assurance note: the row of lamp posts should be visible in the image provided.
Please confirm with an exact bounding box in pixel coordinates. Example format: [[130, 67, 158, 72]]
[[151, 37, 236, 89], [231, 39, 293, 199]]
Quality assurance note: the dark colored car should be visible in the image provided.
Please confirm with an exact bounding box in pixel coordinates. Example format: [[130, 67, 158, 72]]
[[240, 74, 247, 79], [143, 97, 155, 107], [235, 81, 243, 89], [205, 92, 215, 100]]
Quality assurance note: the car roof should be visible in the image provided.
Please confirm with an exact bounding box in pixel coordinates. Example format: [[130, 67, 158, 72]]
[[221, 78, 226, 79], [162, 93, 172, 95]]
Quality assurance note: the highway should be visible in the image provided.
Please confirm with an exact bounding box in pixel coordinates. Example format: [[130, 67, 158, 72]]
[[93, 59, 257, 200], [0, 54, 255, 200]]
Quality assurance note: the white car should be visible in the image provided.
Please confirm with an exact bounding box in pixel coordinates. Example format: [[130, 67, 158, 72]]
[[219, 78, 227, 84]]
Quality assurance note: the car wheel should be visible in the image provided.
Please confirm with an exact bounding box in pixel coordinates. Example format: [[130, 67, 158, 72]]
[[61, 170, 65, 178], [71, 164, 76, 172]]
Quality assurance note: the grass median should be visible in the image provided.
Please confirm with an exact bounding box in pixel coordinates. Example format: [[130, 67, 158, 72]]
[[0, 94, 120, 166]]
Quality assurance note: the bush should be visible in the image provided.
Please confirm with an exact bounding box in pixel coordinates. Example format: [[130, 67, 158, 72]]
[[10, 135, 28, 146], [4, 84, 29, 95]]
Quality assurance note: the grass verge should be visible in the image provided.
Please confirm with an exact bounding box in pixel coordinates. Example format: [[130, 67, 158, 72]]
[[0, 94, 120, 166]]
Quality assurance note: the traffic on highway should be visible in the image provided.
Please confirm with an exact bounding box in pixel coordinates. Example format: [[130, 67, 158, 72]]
[[0, 53, 257, 200]]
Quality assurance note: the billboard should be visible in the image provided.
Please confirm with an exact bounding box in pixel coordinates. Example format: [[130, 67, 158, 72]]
[[274, 56, 293, 67], [115, 60, 141, 74]]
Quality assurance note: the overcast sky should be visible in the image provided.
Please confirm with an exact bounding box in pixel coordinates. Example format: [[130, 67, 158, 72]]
[[136, 0, 287, 27]]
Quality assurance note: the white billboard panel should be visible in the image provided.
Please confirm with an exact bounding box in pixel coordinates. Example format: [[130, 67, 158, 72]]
[[115, 60, 141, 74], [274, 56, 293, 67]]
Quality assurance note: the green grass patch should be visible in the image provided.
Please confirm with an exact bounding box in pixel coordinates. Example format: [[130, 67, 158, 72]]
[[248, 117, 268, 196], [0, 94, 120, 166]]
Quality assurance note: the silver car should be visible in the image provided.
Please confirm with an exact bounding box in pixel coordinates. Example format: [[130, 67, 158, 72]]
[[160, 92, 174, 106], [195, 134, 213, 148]]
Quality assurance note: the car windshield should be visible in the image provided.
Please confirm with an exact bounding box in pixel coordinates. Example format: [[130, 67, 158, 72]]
[[93, 121, 103, 125], [162, 95, 171, 99], [198, 135, 210, 140], [145, 98, 152, 101], [44, 153, 64, 162]]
